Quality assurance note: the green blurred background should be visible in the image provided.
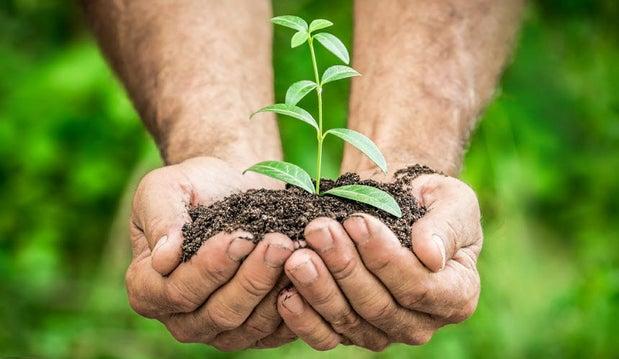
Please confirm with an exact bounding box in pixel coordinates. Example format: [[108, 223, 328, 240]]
[[1, 0, 618, 358]]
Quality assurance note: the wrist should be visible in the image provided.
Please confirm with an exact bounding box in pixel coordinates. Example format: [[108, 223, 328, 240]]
[[155, 103, 282, 168], [343, 101, 469, 177]]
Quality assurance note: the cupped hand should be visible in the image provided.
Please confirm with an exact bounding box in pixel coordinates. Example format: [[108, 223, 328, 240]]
[[277, 173, 482, 351], [126, 156, 297, 350]]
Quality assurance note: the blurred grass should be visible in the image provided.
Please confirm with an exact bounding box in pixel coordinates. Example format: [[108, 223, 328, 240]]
[[0, 0, 618, 358]]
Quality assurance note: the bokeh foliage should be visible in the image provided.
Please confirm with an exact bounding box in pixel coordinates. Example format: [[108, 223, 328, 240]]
[[0, 0, 618, 358]]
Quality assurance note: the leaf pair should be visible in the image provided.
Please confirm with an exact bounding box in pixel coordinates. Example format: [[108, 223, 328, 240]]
[[283, 65, 359, 108], [252, 106, 386, 174], [245, 161, 402, 217], [247, 15, 402, 218], [271, 16, 331, 33], [272, 16, 349, 64]]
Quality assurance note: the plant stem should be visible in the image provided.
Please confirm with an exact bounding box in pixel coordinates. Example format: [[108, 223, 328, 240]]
[[309, 36, 323, 193]]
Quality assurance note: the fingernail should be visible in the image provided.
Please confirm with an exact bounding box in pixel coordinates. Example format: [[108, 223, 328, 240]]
[[153, 235, 168, 253], [264, 243, 292, 267], [227, 236, 255, 261], [432, 234, 446, 271], [282, 291, 304, 315], [306, 224, 333, 252], [290, 259, 318, 284]]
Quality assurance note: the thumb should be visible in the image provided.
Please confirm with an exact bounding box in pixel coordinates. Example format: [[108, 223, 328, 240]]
[[132, 168, 192, 275], [409, 175, 482, 272]]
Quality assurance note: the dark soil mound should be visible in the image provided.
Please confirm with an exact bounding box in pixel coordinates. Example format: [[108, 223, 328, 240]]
[[182, 165, 436, 261]]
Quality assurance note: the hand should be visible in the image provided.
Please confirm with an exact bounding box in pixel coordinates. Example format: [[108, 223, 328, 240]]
[[126, 156, 297, 350], [277, 173, 482, 351]]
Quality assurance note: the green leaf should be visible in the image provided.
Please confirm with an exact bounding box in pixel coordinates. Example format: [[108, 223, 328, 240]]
[[291, 30, 309, 48], [252, 104, 318, 131], [321, 65, 360, 85], [285, 80, 317, 105], [325, 128, 387, 173], [324, 185, 402, 217], [309, 19, 333, 33], [313, 32, 350, 64], [245, 161, 315, 194], [271, 16, 308, 32]]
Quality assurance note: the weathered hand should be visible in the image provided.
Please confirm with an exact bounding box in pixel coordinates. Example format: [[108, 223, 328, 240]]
[[277, 173, 482, 351], [126, 156, 297, 350]]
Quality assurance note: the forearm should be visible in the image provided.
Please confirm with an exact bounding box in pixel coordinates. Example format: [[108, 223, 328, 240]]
[[344, 0, 524, 176], [82, 0, 281, 167]]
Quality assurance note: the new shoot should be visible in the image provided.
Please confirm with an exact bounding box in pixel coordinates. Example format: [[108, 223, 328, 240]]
[[246, 16, 402, 218]]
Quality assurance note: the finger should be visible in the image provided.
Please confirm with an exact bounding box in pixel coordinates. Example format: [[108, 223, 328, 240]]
[[343, 214, 480, 322], [126, 231, 254, 317], [285, 247, 389, 351], [167, 233, 293, 342], [409, 175, 482, 272], [304, 218, 436, 345], [277, 287, 342, 351], [132, 167, 192, 275], [164, 231, 255, 312], [253, 324, 297, 348], [211, 276, 291, 351]]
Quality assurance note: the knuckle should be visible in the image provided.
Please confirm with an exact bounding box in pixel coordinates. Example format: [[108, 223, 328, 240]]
[[465, 191, 480, 211], [312, 334, 340, 351], [369, 338, 391, 352], [164, 281, 201, 312], [363, 297, 397, 323], [202, 258, 234, 284], [293, 318, 325, 338], [330, 308, 361, 333], [126, 292, 151, 318], [245, 320, 275, 338], [460, 298, 478, 320], [134, 169, 165, 204], [245, 309, 280, 338], [124, 265, 137, 293], [445, 218, 463, 243], [363, 336, 391, 352], [285, 315, 314, 334], [305, 217, 332, 234], [456, 180, 481, 214], [329, 254, 358, 281], [401, 330, 433, 346], [450, 297, 479, 323], [454, 272, 480, 320], [238, 275, 272, 298], [456, 179, 476, 199], [166, 322, 197, 343], [364, 251, 392, 273], [399, 282, 430, 309], [125, 268, 152, 318], [140, 167, 167, 188], [207, 306, 244, 331], [311, 285, 340, 308]]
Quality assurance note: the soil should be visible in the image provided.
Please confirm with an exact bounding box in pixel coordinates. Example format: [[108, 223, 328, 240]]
[[181, 164, 437, 261]]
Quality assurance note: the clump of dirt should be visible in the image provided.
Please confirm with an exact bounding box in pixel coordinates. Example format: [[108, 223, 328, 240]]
[[182, 165, 436, 261]]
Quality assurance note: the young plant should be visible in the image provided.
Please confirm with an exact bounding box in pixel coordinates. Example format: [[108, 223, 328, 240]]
[[246, 16, 402, 218]]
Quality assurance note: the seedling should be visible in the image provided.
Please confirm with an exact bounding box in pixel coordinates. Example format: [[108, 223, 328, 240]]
[[246, 16, 402, 218]]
